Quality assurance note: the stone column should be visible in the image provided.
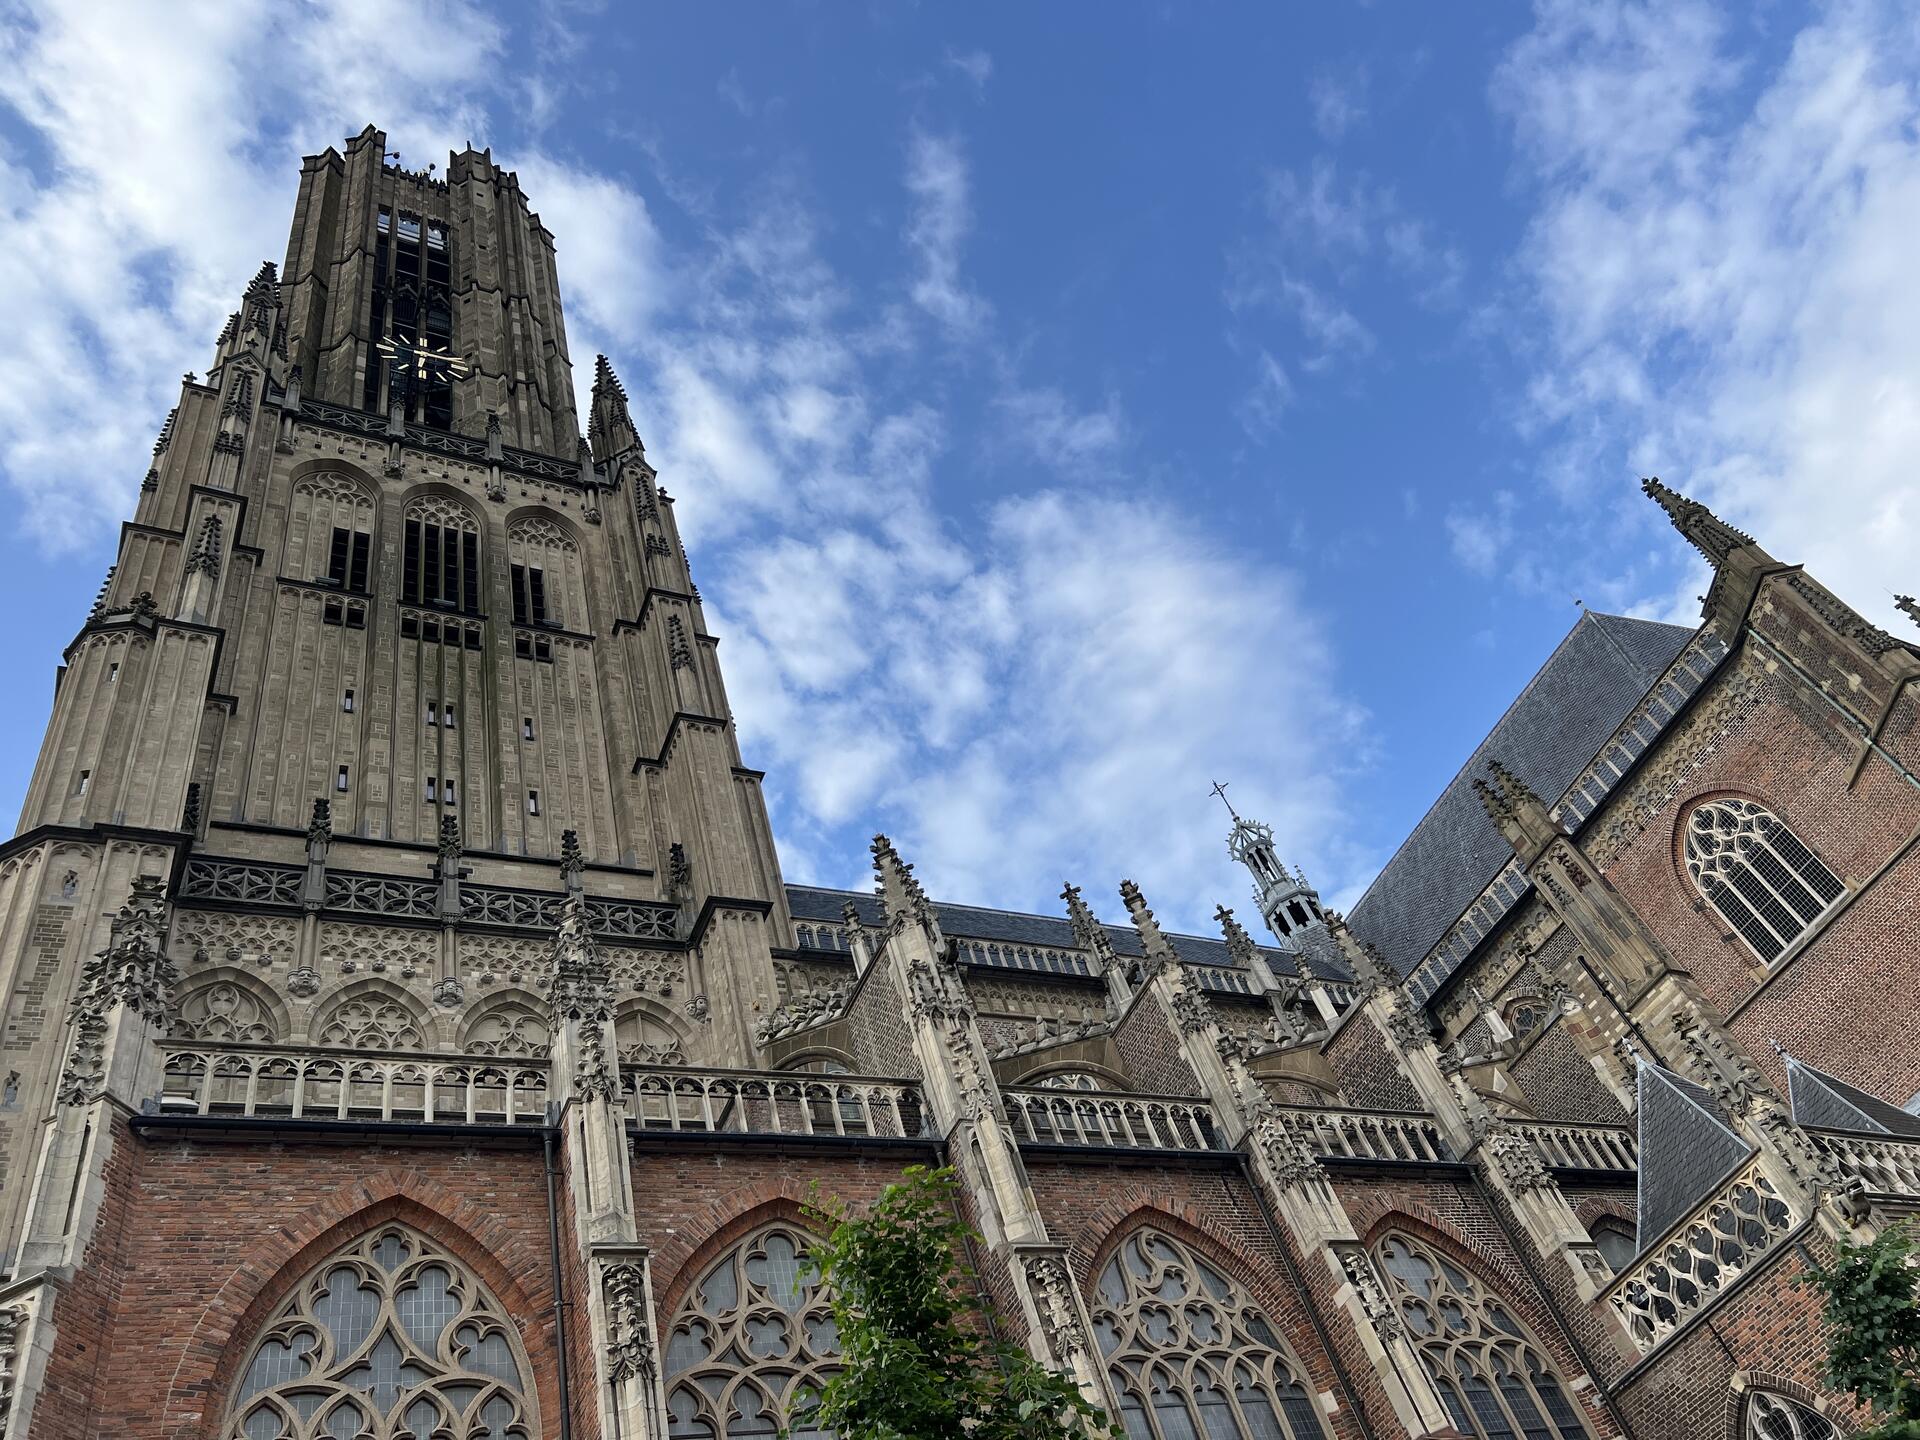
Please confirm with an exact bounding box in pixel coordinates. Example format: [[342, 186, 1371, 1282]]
[[872, 837, 1116, 1412], [544, 832, 671, 1438]]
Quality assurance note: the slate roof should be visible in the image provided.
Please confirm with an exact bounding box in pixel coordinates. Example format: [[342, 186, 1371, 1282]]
[[1346, 612, 1695, 979], [1787, 1056, 1920, 1139], [1636, 1065, 1752, 1242], [785, 884, 1352, 981]]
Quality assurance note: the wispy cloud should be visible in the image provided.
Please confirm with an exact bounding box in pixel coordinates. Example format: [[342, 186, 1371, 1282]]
[[1309, 63, 1369, 142], [904, 129, 989, 335], [946, 48, 993, 94], [1493, 0, 1920, 624]]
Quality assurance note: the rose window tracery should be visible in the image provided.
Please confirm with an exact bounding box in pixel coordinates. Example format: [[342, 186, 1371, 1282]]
[[1091, 1227, 1328, 1440], [1683, 798, 1845, 963], [1373, 1231, 1590, 1439], [175, 981, 277, 1043], [663, 1224, 840, 1438], [317, 995, 425, 1051], [220, 1223, 536, 1440]]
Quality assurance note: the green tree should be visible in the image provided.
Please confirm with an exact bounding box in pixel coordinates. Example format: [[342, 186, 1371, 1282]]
[[795, 1165, 1119, 1440], [1802, 1220, 1920, 1439]]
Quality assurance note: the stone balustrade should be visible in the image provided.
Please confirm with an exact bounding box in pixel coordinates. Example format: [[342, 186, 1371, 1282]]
[[1513, 1120, 1639, 1171], [1811, 1127, 1920, 1198], [157, 1042, 549, 1125], [623, 1065, 928, 1140], [1002, 1087, 1226, 1152], [1603, 1155, 1798, 1353], [1273, 1104, 1453, 1163]]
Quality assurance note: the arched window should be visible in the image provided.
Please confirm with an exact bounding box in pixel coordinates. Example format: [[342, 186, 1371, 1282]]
[[1589, 1218, 1637, 1274], [1684, 798, 1845, 963], [404, 497, 482, 615], [617, 1005, 686, 1066], [1743, 1390, 1838, 1440], [1374, 1231, 1590, 1439], [462, 1000, 550, 1059], [664, 1223, 840, 1438], [1091, 1227, 1328, 1440], [220, 1222, 536, 1440], [1032, 1071, 1108, 1091]]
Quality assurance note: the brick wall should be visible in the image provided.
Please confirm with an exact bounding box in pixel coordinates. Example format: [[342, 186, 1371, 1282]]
[[841, 964, 919, 1077], [1322, 1013, 1424, 1111], [1108, 993, 1200, 1096], [1513, 1025, 1629, 1125]]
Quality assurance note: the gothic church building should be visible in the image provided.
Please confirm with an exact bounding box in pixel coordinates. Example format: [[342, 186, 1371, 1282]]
[[0, 126, 1913, 1440]]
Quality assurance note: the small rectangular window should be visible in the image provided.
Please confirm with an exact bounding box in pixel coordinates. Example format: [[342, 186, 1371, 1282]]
[[423, 619, 440, 644], [522, 716, 534, 741], [323, 597, 344, 625], [377, 207, 392, 235], [343, 688, 355, 713], [527, 790, 540, 816], [397, 213, 421, 244], [425, 776, 438, 802], [336, 765, 350, 793], [107, 662, 119, 682], [515, 633, 532, 659], [75, 770, 90, 796], [345, 602, 365, 630], [464, 624, 482, 652], [444, 782, 457, 808], [443, 704, 456, 729], [426, 222, 446, 251], [534, 637, 552, 662], [425, 700, 438, 726], [401, 612, 419, 639]]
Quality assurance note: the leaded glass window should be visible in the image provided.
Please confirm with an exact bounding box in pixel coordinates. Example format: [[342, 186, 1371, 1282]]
[[1744, 1391, 1838, 1440], [664, 1224, 841, 1438], [1091, 1227, 1328, 1440], [1684, 799, 1845, 963], [222, 1223, 536, 1439], [1374, 1231, 1589, 1440]]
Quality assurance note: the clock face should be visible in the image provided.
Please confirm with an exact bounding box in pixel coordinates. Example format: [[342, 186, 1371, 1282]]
[[377, 333, 469, 382]]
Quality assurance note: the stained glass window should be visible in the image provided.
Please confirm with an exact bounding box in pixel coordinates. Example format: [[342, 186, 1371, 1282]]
[[222, 1223, 536, 1440], [1684, 798, 1845, 963]]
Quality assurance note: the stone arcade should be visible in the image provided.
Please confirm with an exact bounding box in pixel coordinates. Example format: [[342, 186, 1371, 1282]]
[[0, 126, 1913, 1440]]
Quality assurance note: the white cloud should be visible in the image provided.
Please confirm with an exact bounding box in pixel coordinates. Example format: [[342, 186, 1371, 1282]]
[[995, 386, 1128, 472], [1238, 349, 1296, 437], [946, 48, 993, 93], [1310, 64, 1369, 141], [1494, 0, 1920, 626], [903, 130, 988, 334]]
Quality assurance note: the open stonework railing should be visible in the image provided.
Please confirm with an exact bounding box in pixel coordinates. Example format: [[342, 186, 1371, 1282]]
[[623, 1066, 928, 1140], [1811, 1128, 1920, 1199], [1274, 1105, 1452, 1163], [1515, 1120, 1638, 1172], [1604, 1155, 1798, 1354], [157, 1042, 550, 1126], [1003, 1087, 1227, 1153]]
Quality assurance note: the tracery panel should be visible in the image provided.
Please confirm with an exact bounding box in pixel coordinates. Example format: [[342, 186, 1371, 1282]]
[[1373, 1230, 1590, 1440], [1743, 1390, 1838, 1440], [1090, 1226, 1328, 1440], [663, 1223, 840, 1438], [220, 1222, 536, 1440]]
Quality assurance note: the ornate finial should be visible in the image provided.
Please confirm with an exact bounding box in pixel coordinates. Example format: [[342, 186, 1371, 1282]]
[[841, 899, 866, 936], [89, 565, 116, 619], [306, 797, 332, 846], [437, 813, 462, 861], [870, 833, 934, 929], [1061, 881, 1121, 970], [667, 842, 691, 897], [1486, 759, 1541, 810], [1119, 880, 1176, 974], [593, 353, 628, 402], [1215, 904, 1258, 969], [560, 830, 585, 893], [181, 782, 202, 834], [1471, 776, 1509, 825], [1640, 476, 1757, 566], [1209, 780, 1239, 822], [485, 409, 501, 439], [1897, 595, 1920, 630]]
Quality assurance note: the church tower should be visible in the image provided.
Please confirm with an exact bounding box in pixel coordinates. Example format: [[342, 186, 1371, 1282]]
[[0, 127, 800, 1271]]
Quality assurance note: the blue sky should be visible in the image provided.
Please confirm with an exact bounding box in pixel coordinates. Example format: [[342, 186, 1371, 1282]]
[[2, 1, 1917, 931]]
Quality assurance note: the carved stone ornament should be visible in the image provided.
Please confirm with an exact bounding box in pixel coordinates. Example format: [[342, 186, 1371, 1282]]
[[1471, 1112, 1554, 1194], [1169, 985, 1214, 1037], [0, 1303, 20, 1427], [1383, 992, 1434, 1053], [1252, 1107, 1327, 1191], [574, 1015, 620, 1105], [545, 893, 612, 1022], [61, 875, 177, 1105], [286, 965, 321, 999], [904, 955, 973, 1025], [1022, 1253, 1089, 1358], [1334, 1245, 1404, 1342], [603, 1259, 656, 1385], [432, 977, 466, 1010]]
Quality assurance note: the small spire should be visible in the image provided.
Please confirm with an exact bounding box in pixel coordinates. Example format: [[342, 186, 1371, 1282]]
[[1214, 904, 1258, 969], [1640, 476, 1758, 567], [871, 834, 935, 929], [1896, 594, 1919, 630], [560, 830, 585, 893], [1119, 879, 1177, 973], [306, 797, 332, 846], [589, 353, 641, 461], [437, 813, 462, 861]]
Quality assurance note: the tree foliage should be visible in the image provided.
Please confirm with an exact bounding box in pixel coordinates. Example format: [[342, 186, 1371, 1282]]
[[1802, 1220, 1920, 1438], [795, 1165, 1119, 1440]]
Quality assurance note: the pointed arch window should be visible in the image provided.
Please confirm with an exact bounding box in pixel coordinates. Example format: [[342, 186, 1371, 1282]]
[[1091, 1227, 1328, 1440], [664, 1223, 841, 1438], [316, 993, 426, 1050], [1374, 1231, 1590, 1439], [1684, 798, 1845, 963], [1742, 1390, 1838, 1440], [220, 1222, 536, 1439]]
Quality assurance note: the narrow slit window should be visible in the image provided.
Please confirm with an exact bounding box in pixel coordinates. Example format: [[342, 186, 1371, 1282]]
[[522, 716, 534, 741], [327, 526, 351, 586], [425, 775, 438, 802], [75, 770, 90, 796], [425, 700, 438, 726], [107, 662, 119, 682], [348, 532, 371, 593], [527, 790, 540, 816], [510, 563, 528, 626], [336, 765, 350, 793], [443, 703, 456, 729], [444, 781, 457, 808], [342, 688, 355, 713]]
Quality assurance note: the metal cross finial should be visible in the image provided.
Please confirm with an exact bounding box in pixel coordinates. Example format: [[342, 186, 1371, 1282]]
[[1209, 780, 1239, 821]]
